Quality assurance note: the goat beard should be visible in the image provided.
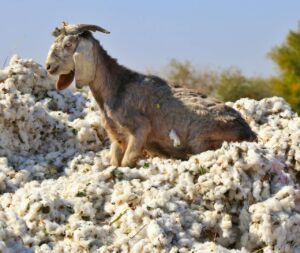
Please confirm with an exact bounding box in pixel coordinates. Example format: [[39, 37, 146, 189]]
[[56, 71, 75, 90]]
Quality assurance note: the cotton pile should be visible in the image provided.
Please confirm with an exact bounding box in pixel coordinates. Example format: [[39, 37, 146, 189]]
[[0, 57, 299, 253]]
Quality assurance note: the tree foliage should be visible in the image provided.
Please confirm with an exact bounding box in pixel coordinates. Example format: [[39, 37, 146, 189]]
[[216, 68, 273, 102], [269, 23, 300, 112], [165, 59, 273, 102], [165, 59, 219, 95]]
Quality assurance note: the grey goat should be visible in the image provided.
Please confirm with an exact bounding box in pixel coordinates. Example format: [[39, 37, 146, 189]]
[[45, 22, 256, 167]]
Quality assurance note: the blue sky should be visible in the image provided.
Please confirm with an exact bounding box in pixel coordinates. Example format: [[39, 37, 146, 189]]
[[1, 1, 300, 77]]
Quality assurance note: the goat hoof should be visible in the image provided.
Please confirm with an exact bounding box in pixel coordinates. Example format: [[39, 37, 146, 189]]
[[110, 159, 121, 167], [121, 159, 136, 168]]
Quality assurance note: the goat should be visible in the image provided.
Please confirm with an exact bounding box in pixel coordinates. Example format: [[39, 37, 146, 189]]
[[45, 22, 257, 167]]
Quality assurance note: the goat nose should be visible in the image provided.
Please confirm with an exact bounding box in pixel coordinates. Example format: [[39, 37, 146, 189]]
[[46, 63, 51, 71]]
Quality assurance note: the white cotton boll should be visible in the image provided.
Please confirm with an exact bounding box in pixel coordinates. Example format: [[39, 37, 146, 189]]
[[252, 180, 263, 201], [18, 199, 31, 216], [85, 111, 101, 126], [165, 202, 178, 212], [11, 170, 29, 187], [248, 187, 300, 251], [260, 181, 270, 200], [73, 231, 94, 249], [214, 185, 229, 199], [156, 190, 172, 207], [0, 241, 10, 253], [131, 240, 146, 253], [214, 202, 224, 212], [147, 220, 165, 244], [202, 210, 218, 227], [189, 222, 202, 238], [0, 172, 7, 191], [178, 235, 194, 248], [244, 149, 263, 171], [169, 246, 180, 253], [47, 92, 65, 110], [288, 118, 300, 131], [8, 55, 20, 65], [45, 220, 59, 233], [220, 214, 232, 238], [73, 202, 96, 220], [21, 233, 35, 246], [249, 204, 265, 223], [111, 230, 129, 248], [261, 214, 273, 244], [272, 101, 284, 112], [77, 127, 96, 142], [36, 244, 52, 253], [133, 206, 145, 221], [0, 221, 8, 240], [0, 69, 9, 82]]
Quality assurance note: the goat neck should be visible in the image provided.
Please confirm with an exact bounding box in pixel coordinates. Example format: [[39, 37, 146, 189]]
[[88, 37, 135, 109]]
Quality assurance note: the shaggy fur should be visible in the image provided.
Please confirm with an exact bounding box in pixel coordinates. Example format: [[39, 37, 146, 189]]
[[46, 24, 256, 167]]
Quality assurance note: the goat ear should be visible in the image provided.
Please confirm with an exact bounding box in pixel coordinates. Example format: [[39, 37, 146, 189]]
[[73, 38, 96, 89]]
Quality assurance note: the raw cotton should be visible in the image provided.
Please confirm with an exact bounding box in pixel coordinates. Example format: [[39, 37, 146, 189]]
[[0, 57, 299, 253]]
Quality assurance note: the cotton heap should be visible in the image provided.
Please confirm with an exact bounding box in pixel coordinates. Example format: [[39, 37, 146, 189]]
[[0, 56, 105, 192], [0, 57, 299, 253]]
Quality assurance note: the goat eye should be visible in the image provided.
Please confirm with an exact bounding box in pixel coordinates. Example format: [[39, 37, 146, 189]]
[[64, 42, 72, 48]]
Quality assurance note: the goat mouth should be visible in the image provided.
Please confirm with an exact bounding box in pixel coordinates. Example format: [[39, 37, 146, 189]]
[[56, 71, 75, 90], [49, 66, 59, 75]]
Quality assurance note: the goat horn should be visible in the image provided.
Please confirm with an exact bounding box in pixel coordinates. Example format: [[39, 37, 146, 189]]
[[52, 23, 110, 37], [76, 24, 110, 34]]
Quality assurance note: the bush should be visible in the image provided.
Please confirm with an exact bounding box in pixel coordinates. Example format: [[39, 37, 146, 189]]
[[164, 59, 274, 102], [216, 68, 274, 102], [165, 59, 219, 95], [269, 22, 300, 113]]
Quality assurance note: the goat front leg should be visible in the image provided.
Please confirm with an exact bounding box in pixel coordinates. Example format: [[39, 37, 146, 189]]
[[121, 120, 151, 167], [110, 141, 124, 166]]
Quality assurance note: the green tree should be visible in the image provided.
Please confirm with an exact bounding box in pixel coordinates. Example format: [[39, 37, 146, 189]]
[[216, 68, 273, 102], [269, 23, 300, 113], [165, 59, 273, 102], [165, 59, 219, 95]]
